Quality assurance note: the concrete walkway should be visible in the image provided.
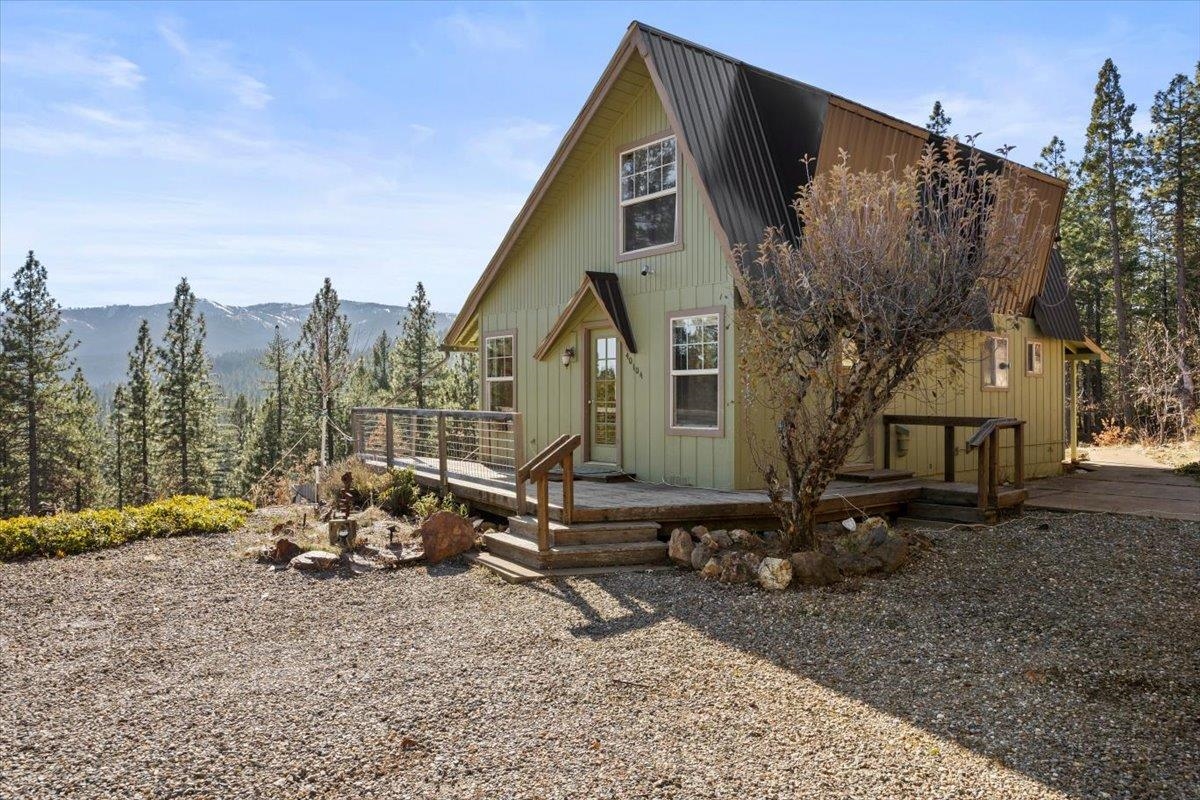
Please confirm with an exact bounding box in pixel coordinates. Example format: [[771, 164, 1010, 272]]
[[1026, 462, 1200, 522]]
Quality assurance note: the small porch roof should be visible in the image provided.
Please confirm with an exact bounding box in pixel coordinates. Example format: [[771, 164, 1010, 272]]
[[532, 271, 637, 360]]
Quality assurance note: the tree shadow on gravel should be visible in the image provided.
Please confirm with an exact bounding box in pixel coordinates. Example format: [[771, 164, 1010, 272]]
[[536, 520, 1200, 799]]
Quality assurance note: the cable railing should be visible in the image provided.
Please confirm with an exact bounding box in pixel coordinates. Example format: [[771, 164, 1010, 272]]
[[351, 407, 525, 496]]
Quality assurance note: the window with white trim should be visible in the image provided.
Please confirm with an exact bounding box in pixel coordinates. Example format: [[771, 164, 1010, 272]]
[[619, 135, 678, 254], [1026, 340, 1044, 376], [983, 336, 1010, 389], [670, 312, 720, 430], [483, 334, 514, 412]]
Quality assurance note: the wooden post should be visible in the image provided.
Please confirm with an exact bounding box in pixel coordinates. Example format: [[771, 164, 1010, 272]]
[[988, 430, 1000, 508], [562, 451, 574, 526], [943, 425, 955, 483], [976, 436, 989, 509], [1013, 422, 1025, 489], [437, 411, 448, 492], [351, 412, 362, 459], [514, 413, 527, 516], [536, 477, 549, 552], [882, 420, 891, 469], [1070, 360, 1079, 463], [384, 411, 394, 469]]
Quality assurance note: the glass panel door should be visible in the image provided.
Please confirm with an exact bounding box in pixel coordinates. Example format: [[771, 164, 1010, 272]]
[[588, 329, 619, 464]]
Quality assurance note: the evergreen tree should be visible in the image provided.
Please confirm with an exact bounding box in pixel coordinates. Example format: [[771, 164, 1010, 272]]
[[61, 368, 104, 511], [926, 100, 952, 136], [370, 330, 392, 395], [0, 341, 19, 516], [109, 384, 132, 509], [298, 278, 351, 466], [0, 251, 77, 514], [1147, 67, 1200, 416], [1081, 59, 1142, 424], [393, 282, 438, 408], [126, 319, 157, 503], [156, 278, 215, 495], [433, 351, 479, 410]]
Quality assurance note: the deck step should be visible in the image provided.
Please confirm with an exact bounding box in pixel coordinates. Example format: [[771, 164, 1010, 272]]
[[835, 468, 915, 483], [904, 502, 999, 524], [919, 485, 1028, 508], [482, 530, 668, 570], [464, 551, 673, 584], [506, 515, 660, 546]]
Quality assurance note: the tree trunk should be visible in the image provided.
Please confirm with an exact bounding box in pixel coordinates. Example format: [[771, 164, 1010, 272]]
[[1175, 143, 1196, 417], [1105, 133, 1135, 425]]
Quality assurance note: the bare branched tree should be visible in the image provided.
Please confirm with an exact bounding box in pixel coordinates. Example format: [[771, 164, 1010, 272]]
[[736, 141, 1045, 551]]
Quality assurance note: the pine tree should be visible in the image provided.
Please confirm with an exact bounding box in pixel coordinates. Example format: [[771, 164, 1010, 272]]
[[1081, 59, 1142, 424], [1147, 67, 1200, 417], [433, 352, 479, 410], [156, 278, 215, 495], [0, 251, 78, 514], [109, 384, 131, 509], [394, 282, 439, 408], [926, 100, 952, 136], [0, 341, 19, 517], [126, 319, 157, 503], [298, 278, 351, 466], [61, 368, 104, 511], [370, 330, 392, 395]]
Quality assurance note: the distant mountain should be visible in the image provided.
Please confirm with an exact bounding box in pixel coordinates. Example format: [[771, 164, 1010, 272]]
[[61, 299, 455, 397]]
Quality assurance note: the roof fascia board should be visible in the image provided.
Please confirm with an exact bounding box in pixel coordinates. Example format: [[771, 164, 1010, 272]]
[[532, 277, 594, 360], [441, 27, 641, 348]]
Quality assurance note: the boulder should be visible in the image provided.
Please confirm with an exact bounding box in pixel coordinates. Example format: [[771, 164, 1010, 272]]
[[699, 557, 722, 580], [758, 557, 793, 591], [836, 552, 882, 577], [690, 525, 709, 539], [716, 552, 754, 585], [668, 528, 695, 567], [870, 536, 910, 574], [730, 529, 765, 552], [856, 517, 889, 550], [701, 530, 733, 551], [418, 511, 476, 565], [690, 543, 715, 571], [290, 550, 340, 572], [789, 551, 842, 586], [269, 538, 302, 563]]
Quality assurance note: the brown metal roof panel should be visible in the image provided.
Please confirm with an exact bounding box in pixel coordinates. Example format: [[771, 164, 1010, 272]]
[[1032, 249, 1085, 341], [585, 271, 637, 353]]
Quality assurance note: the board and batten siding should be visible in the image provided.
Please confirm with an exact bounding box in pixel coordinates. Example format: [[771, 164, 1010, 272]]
[[734, 315, 1066, 488], [475, 70, 739, 488]]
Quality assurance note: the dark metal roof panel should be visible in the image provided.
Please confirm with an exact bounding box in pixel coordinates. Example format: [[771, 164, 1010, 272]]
[[638, 24, 804, 249], [585, 271, 637, 353], [1032, 249, 1085, 341]]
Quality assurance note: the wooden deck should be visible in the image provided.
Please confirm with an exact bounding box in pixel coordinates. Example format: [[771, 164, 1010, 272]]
[[367, 454, 925, 526]]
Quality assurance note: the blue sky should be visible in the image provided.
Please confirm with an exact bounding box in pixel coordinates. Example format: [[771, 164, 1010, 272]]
[[1, 1, 1196, 311]]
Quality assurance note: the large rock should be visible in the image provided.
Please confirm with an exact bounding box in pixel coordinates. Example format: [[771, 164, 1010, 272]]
[[699, 557, 722, 580], [716, 552, 755, 585], [836, 552, 882, 577], [668, 528, 695, 567], [731, 529, 765, 552], [690, 543, 715, 571], [870, 536, 910, 573], [790, 551, 842, 586], [418, 511, 476, 565], [290, 550, 340, 572], [758, 557, 793, 590], [856, 517, 889, 550], [701, 530, 733, 551]]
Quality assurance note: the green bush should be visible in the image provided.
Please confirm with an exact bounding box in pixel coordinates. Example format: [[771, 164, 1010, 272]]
[[0, 496, 252, 561], [412, 491, 467, 520]]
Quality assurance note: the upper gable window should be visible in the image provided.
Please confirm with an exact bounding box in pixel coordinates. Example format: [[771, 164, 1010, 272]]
[[619, 135, 678, 254]]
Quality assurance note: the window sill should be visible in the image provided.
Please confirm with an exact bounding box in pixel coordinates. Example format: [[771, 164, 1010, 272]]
[[668, 424, 724, 438], [616, 240, 683, 263]]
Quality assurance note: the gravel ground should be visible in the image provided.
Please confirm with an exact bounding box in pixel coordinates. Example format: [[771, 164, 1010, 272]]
[[1, 511, 1197, 800]]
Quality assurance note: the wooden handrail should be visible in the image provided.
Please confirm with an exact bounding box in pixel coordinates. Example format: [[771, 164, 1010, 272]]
[[882, 414, 1025, 510], [517, 434, 582, 552]]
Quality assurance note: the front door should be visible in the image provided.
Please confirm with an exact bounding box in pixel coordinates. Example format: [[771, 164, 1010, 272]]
[[587, 328, 620, 464]]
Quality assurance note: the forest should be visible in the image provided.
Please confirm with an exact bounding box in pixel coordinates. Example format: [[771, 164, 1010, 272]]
[[0, 58, 1195, 519]]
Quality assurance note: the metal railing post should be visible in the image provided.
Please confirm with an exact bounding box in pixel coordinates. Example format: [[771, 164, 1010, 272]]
[[437, 411, 448, 492], [943, 425, 955, 483], [384, 411, 394, 469]]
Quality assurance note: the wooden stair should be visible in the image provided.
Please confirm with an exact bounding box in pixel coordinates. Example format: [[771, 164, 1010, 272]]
[[835, 468, 915, 483], [480, 517, 666, 571], [904, 482, 1027, 524]]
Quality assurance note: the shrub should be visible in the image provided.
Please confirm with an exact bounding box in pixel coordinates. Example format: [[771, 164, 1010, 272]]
[[0, 496, 252, 562], [1092, 418, 1134, 447], [412, 491, 467, 520]]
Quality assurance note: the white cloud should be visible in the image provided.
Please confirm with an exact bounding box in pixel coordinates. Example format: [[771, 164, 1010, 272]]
[[469, 119, 558, 180], [157, 18, 271, 109], [441, 8, 535, 51], [0, 34, 143, 89]]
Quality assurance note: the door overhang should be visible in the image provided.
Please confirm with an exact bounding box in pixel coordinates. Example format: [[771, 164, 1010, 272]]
[[533, 271, 637, 361]]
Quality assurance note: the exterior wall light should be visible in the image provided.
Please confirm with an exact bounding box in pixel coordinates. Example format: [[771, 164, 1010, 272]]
[[561, 346, 576, 368]]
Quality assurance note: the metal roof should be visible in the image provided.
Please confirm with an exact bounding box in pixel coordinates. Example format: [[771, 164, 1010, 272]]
[[1032, 249, 1086, 341], [585, 271, 637, 354]]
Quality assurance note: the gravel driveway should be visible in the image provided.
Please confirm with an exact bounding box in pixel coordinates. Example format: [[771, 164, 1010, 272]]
[[2, 511, 1197, 799]]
